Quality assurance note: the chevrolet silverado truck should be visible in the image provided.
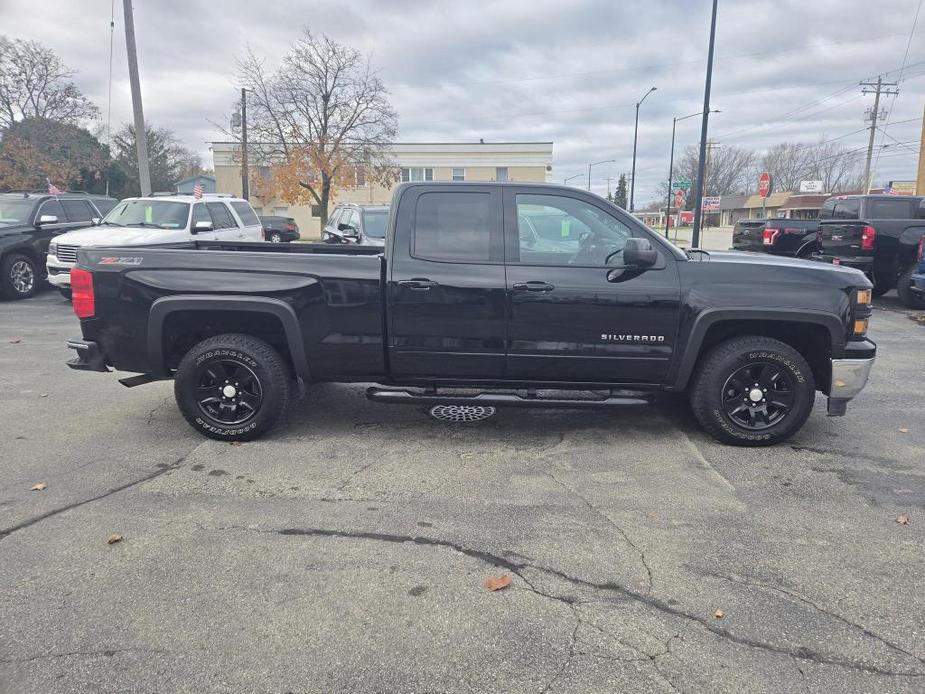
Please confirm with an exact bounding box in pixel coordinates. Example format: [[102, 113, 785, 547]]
[[65, 182, 876, 446], [816, 194, 925, 307]]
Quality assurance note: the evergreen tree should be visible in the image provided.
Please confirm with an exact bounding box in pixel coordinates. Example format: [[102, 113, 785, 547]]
[[614, 174, 628, 209]]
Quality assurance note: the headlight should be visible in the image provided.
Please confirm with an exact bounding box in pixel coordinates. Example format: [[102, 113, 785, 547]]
[[856, 288, 871, 305], [48, 242, 57, 257]]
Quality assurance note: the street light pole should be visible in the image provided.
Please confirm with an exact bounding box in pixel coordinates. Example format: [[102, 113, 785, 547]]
[[122, 0, 151, 196], [240, 87, 249, 200], [691, 0, 719, 248], [630, 86, 657, 212], [665, 109, 719, 238], [588, 159, 615, 191], [564, 173, 583, 186]]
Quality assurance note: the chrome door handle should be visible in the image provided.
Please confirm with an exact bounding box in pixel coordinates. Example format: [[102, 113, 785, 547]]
[[398, 279, 437, 291], [513, 281, 554, 292]]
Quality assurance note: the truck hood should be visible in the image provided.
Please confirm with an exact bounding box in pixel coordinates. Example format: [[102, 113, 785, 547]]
[[53, 225, 175, 246], [690, 250, 871, 285]]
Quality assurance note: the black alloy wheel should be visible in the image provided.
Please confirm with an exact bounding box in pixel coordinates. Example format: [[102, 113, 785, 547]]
[[194, 358, 263, 426], [721, 362, 794, 430]]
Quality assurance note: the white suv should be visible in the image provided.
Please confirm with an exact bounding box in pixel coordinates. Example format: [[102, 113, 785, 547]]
[[47, 194, 264, 296]]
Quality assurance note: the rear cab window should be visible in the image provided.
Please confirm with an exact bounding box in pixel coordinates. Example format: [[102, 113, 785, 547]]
[[412, 192, 494, 262], [832, 198, 860, 220], [867, 198, 913, 219]]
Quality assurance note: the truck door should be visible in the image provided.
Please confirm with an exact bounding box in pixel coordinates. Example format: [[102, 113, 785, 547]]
[[502, 187, 681, 383], [388, 185, 506, 378]]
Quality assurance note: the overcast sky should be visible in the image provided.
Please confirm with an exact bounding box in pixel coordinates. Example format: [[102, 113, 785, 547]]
[[2, 0, 923, 202]]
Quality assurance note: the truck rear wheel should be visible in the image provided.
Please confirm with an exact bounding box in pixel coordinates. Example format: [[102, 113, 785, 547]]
[[174, 333, 291, 441], [896, 265, 925, 309], [689, 336, 815, 446]]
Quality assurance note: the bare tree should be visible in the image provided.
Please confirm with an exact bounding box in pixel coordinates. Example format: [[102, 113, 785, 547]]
[[805, 140, 865, 192], [0, 36, 99, 130], [236, 29, 398, 223], [659, 144, 755, 207], [760, 142, 815, 192]]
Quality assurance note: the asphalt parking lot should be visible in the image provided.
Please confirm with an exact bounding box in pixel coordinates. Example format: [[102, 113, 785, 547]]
[[1, 287, 924, 693]]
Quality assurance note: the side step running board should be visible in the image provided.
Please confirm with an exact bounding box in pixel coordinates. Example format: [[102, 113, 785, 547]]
[[366, 387, 650, 409]]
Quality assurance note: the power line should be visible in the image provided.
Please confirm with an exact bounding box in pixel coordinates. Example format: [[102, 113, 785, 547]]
[[860, 76, 900, 191]]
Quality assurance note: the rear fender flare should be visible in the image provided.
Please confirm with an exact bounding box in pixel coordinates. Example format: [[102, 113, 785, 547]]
[[147, 295, 310, 380], [670, 308, 845, 390]]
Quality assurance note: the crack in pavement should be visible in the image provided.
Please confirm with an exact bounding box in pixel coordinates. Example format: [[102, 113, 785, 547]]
[[0, 646, 172, 664], [335, 460, 378, 492], [0, 447, 199, 543], [702, 571, 922, 664], [545, 471, 654, 594], [145, 395, 173, 427], [538, 607, 581, 693], [209, 524, 925, 678]]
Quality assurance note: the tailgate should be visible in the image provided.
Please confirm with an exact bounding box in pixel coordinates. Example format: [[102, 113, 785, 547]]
[[732, 220, 766, 252], [819, 221, 870, 258]]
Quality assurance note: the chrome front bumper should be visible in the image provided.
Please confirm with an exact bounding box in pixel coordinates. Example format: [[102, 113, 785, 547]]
[[826, 357, 875, 416]]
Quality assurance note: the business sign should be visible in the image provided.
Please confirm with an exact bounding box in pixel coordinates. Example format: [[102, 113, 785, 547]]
[[758, 172, 772, 198], [884, 180, 917, 196], [799, 180, 824, 193], [701, 196, 720, 212], [674, 175, 691, 190], [674, 190, 685, 207]]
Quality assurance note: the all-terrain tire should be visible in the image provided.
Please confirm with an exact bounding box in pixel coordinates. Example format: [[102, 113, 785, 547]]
[[689, 335, 816, 446], [174, 333, 291, 441], [1, 253, 39, 300], [896, 265, 925, 309]]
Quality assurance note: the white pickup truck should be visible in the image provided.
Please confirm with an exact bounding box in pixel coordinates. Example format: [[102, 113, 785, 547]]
[[47, 194, 264, 297]]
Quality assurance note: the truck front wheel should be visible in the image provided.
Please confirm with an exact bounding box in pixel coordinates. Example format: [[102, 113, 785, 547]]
[[896, 265, 925, 309], [689, 336, 815, 446], [174, 333, 291, 441]]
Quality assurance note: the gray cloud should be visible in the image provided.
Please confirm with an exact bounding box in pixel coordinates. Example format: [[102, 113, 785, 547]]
[[1, 0, 922, 201]]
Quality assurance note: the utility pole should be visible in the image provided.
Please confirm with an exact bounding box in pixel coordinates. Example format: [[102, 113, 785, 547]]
[[916, 103, 925, 196], [240, 87, 249, 200], [860, 76, 899, 193], [122, 0, 151, 196], [692, 0, 718, 248], [606, 176, 614, 198]]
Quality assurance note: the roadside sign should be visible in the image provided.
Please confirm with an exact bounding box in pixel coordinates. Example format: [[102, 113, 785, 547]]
[[799, 180, 823, 193], [674, 190, 685, 207], [701, 196, 720, 212], [674, 175, 691, 190], [758, 172, 772, 198]]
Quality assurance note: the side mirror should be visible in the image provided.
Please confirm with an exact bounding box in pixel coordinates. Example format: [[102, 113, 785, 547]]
[[36, 214, 58, 226], [622, 237, 658, 268], [338, 223, 360, 239], [192, 220, 214, 233], [91, 217, 101, 226]]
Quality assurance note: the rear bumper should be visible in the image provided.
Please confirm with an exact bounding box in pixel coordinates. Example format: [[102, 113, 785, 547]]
[[65, 339, 110, 372], [814, 254, 873, 272]]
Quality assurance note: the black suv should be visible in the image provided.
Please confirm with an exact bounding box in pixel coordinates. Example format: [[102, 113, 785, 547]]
[[0, 191, 117, 299], [259, 215, 300, 243], [321, 203, 389, 246]]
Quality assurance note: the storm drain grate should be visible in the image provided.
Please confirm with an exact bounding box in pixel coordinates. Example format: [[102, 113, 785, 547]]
[[428, 405, 497, 422]]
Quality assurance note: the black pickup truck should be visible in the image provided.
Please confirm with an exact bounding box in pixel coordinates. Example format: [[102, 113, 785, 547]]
[[65, 182, 876, 446], [816, 194, 925, 307], [732, 218, 819, 257]]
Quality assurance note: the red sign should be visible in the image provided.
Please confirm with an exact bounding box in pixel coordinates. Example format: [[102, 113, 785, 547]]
[[674, 190, 685, 207], [758, 172, 772, 198]]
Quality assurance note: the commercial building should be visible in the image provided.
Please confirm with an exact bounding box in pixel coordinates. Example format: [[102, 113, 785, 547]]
[[211, 141, 554, 236]]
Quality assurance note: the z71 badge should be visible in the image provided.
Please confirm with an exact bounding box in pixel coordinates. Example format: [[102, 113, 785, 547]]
[[99, 257, 143, 266]]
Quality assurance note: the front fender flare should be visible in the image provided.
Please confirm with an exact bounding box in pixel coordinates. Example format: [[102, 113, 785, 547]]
[[147, 294, 310, 380], [669, 308, 845, 390]]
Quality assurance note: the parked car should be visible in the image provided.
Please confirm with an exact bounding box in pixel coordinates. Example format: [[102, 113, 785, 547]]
[[0, 191, 116, 300], [47, 194, 263, 298], [732, 218, 820, 257], [259, 215, 300, 243], [321, 203, 389, 246], [65, 181, 875, 447], [911, 236, 925, 301], [815, 194, 925, 307]]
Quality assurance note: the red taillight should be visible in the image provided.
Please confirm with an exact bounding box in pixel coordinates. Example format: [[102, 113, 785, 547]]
[[861, 225, 876, 251], [762, 228, 780, 246], [918, 235, 925, 262], [71, 268, 95, 319], [286, 224, 296, 232]]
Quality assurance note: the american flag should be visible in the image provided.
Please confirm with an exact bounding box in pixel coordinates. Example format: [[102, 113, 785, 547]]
[[193, 182, 204, 199], [47, 178, 62, 195]]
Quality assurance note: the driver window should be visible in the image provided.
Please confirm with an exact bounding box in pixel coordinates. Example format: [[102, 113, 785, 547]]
[[514, 194, 631, 266]]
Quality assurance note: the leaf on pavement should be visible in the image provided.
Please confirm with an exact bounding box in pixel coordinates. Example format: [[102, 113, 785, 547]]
[[896, 514, 910, 526], [39, 393, 48, 398], [482, 575, 512, 592], [8, 338, 21, 344], [30, 482, 47, 491], [229, 441, 243, 447], [714, 609, 725, 619], [106, 533, 124, 545], [898, 428, 910, 433]]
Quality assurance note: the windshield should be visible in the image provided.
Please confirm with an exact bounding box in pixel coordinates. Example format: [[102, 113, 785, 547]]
[[103, 200, 190, 229], [0, 199, 37, 227], [363, 210, 389, 238]]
